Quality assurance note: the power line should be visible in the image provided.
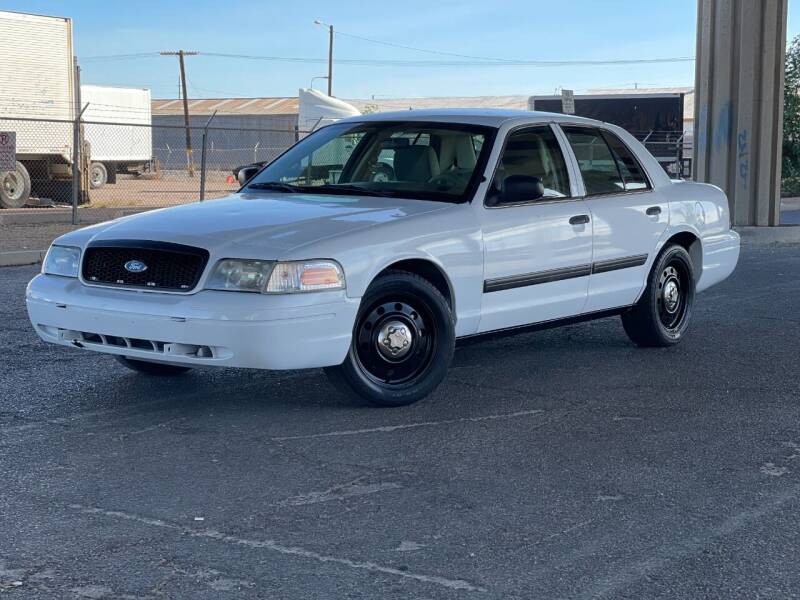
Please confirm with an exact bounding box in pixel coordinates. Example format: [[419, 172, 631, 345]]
[[79, 50, 694, 68], [80, 52, 161, 62], [331, 29, 518, 63], [201, 52, 694, 68], [329, 28, 695, 68]]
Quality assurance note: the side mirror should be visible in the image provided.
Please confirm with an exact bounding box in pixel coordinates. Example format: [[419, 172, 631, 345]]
[[500, 175, 545, 204], [237, 166, 260, 186]]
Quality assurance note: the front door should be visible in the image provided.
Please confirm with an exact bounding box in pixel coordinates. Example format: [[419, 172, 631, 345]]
[[478, 124, 593, 333], [559, 125, 669, 312]]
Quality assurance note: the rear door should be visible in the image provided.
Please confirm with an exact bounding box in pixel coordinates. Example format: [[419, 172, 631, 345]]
[[478, 124, 593, 333], [559, 125, 668, 312]]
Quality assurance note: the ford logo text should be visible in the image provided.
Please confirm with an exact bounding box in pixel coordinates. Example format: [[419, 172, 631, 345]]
[[124, 260, 148, 273]]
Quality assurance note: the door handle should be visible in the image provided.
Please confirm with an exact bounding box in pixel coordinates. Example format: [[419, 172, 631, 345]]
[[646, 206, 662, 216], [569, 214, 590, 225]]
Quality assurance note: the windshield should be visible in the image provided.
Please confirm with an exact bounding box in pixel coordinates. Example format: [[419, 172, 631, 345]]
[[246, 121, 496, 203]]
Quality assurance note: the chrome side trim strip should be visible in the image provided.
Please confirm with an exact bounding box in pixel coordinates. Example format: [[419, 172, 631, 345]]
[[483, 264, 592, 293], [591, 254, 648, 274], [483, 253, 648, 293]]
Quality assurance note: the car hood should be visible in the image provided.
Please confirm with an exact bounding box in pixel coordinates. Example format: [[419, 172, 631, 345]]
[[85, 192, 452, 258]]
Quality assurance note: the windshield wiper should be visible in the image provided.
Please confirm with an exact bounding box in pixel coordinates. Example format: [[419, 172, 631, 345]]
[[312, 184, 395, 197], [248, 181, 394, 197], [246, 181, 302, 193]]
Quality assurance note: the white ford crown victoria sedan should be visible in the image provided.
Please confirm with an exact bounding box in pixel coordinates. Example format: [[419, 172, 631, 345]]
[[26, 109, 740, 406]]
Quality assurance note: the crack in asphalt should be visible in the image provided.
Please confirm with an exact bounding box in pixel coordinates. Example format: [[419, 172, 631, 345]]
[[70, 504, 487, 593]]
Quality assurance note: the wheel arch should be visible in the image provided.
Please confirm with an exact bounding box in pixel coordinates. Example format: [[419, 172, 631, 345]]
[[368, 256, 455, 315], [633, 227, 703, 304], [662, 229, 703, 284]]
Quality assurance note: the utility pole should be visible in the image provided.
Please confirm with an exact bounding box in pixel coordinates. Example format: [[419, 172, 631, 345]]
[[161, 50, 198, 176], [327, 25, 334, 96]]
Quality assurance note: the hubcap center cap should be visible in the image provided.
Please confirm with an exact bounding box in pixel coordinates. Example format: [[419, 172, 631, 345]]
[[663, 279, 680, 312], [376, 320, 413, 359]]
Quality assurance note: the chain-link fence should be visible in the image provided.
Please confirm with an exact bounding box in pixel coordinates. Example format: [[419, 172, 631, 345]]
[[0, 115, 306, 221], [629, 130, 693, 179], [1, 116, 696, 225]]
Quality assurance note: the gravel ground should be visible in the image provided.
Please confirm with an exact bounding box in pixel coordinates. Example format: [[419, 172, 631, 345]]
[[1, 243, 799, 599], [87, 172, 237, 208], [0, 223, 82, 252]]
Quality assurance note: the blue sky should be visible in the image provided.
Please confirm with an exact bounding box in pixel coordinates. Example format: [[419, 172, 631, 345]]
[[6, 0, 800, 99]]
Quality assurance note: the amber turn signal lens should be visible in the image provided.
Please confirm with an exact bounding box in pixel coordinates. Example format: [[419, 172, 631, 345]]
[[300, 267, 340, 287]]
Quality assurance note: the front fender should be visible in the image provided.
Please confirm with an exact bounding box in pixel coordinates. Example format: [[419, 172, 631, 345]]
[[281, 203, 484, 337]]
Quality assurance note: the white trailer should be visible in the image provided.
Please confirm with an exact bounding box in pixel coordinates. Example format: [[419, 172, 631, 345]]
[[0, 10, 76, 208], [81, 85, 153, 188]]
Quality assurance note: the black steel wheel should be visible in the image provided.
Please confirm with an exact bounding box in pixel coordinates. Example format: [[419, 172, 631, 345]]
[[354, 298, 436, 385], [621, 244, 695, 347], [114, 355, 192, 376], [325, 270, 454, 406]]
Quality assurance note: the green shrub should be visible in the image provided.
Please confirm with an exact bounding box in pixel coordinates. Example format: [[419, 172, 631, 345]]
[[782, 35, 800, 196]]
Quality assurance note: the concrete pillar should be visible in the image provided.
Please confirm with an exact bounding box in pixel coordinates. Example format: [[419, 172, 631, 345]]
[[694, 0, 788, 226]]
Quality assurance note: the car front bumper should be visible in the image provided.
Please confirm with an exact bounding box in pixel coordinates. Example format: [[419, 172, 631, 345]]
[[26, 274, 360, 370]]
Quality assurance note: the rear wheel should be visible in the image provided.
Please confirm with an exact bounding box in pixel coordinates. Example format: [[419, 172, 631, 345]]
[[114, 355, 192, 375], [90, 162, 108, 189], [621, 244, 695, 347], [324, 271, 454, 407], [0, 161, 31, 208]]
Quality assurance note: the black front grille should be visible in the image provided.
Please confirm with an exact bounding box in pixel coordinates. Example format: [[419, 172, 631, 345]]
[[82, 240, 209, 291]]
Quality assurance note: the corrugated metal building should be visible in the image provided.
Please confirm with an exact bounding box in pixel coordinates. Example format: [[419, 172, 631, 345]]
[[345, 89, 694, 134], [149, 89, 696, 171], [151, 97, 299, 170], [345, 95, 530, 113]]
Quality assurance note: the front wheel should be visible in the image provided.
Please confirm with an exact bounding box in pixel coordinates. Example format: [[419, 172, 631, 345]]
[[324, 271, 454, 407], [114, 355, 192, 376], [621, 244, 695, 347]]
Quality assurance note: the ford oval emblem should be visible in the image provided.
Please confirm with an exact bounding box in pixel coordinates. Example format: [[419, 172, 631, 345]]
[[124, 260, 148, 273]]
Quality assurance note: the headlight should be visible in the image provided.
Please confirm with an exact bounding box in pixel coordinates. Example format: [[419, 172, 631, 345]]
[[265, 260, 345, 294], [42, 245, 81, 278], [206, 259, 274, 292]]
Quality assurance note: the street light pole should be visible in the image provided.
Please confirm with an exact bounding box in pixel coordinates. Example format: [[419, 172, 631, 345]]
[[315, 20, 334, 96], [327, 24, 334, 96], [310, 76, 329, 90]]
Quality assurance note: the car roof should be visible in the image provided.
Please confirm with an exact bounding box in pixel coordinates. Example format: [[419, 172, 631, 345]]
[[336, 108, 601, 128]]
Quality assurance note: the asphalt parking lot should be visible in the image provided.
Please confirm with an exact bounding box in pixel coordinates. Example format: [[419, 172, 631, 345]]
[[1, 242, 799, 599]]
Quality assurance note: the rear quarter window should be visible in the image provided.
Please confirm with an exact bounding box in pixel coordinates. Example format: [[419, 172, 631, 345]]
[[602, 131, 651, 191]]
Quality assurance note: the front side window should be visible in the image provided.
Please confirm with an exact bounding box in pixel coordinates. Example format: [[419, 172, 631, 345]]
[[562, 126, 625, 195], [247, 121, 495, 203], [488, 126, 571, 204]]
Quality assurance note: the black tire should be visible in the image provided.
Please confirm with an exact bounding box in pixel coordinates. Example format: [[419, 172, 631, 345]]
[[621, 244, 696, 347], [0, 161, 32, 208], [324, 270, 454, 407], [114, 355, 192, 376], [90, 162, 108, 189]]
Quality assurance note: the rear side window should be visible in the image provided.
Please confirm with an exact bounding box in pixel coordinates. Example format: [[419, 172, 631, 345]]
[[602, 131, 650, 191], [562, 127, 624, 195]]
